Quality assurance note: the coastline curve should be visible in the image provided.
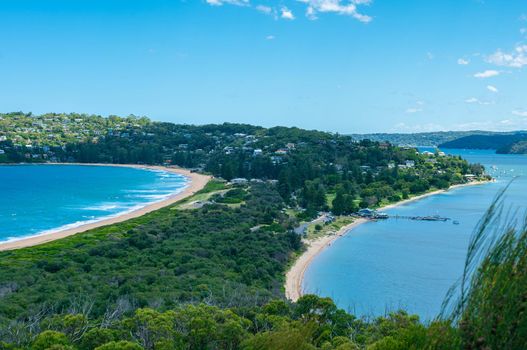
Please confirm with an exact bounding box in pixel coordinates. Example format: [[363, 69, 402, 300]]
[[0, 163, 211, 251], [285, 180, 492, 302]]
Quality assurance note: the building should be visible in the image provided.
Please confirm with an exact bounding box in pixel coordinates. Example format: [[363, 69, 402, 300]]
[[464, 174, 477, 182], [405, 160, 415, 168], [270, 156, 283, 165], [357, 208, 388, 219], [357, 208, 376, 218], [230, 178, 248, 185], [379, 142, 390, 150], [253, 149, 263, 156]]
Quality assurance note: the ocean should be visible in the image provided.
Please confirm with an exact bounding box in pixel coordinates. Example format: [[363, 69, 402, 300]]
[[0, 164, 187, 243], [303, 149, 527, 320]]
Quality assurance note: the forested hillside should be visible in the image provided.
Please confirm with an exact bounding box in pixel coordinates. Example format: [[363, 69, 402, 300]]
[[0, 113, 509, 349], [497, 140, 527, 154], [439, 132, 527, 150], [1, 184, 525, 349], [0, 113, 486, 218]]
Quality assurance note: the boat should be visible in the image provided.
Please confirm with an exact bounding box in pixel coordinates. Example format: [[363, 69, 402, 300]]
[[453, 220, 460, 225]]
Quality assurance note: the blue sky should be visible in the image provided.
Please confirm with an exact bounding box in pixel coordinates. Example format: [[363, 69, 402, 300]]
[[1, 0, 526, 133]]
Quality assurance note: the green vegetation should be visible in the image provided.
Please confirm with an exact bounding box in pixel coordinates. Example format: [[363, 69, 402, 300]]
[[1, 197, 525, 349], [497, 140, 527, 154], [0, 113, 485, 219], [439, 132, 527, 151], [306, 216, 355, 240], [1, 113, 517, 349], [0, 184, 299, 326], [440, 188, 527, 349]]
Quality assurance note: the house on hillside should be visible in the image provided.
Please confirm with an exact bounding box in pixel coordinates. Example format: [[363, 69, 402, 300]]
[[464, 174, 477, 182], [357, 208, 376, 218], [231, 178, 248, 185]]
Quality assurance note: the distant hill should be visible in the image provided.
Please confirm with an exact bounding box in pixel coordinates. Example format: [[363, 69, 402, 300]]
[[439, 133, 527, 150], [351, 131, 505, 147], [497, 140, 527, 154]]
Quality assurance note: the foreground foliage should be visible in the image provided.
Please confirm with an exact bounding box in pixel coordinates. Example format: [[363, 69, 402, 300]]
[[1, 188, 526, 349], [0, 295, 463, 350]]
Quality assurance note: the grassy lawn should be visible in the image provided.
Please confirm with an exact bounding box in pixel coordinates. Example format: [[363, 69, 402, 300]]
[[306, 216, 356, 240]]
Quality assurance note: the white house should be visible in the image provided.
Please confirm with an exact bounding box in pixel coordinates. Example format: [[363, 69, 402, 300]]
[[231, 178, 248, 185]]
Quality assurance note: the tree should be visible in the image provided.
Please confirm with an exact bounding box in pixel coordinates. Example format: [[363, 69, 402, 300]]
[[31, 331, 70, 350], [95, 341, 143, 350]]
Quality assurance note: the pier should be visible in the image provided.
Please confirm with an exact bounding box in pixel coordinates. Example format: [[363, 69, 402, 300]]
[[356, 209, 452, 222], [388, 214, 450, 222]]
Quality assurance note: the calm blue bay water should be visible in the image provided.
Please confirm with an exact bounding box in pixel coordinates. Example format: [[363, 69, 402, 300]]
[[0, 165, 187, 243], [303, 149, 527, 320]]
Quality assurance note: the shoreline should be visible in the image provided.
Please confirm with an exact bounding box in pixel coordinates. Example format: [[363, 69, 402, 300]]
[[0, 163, 211, 251], [285, 180, 491, 302]]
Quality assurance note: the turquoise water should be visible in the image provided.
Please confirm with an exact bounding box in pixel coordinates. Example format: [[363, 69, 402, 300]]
[[303, 149, 527, 320], [0, 165, 187, 243]]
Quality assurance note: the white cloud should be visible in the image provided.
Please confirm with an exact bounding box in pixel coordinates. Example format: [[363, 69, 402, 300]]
[[474, 70, 500, 78], [206, 0, 374, 22], [486, 45, 527, 68], [256, 5, 273, 14], [297, 0, 373, 22], [465, 97, 493, 105], [206, 0, 249, 6], [520, 28, 527, 36], [457, 58, 470, 65], [266, 35, 275, 40], [521, 14, 527, 21], [405, 108, 423, 114], [426, 52, 434, 60], [487, 85, 499, 93], [513, 109, 527, 117], [281, 6, 295, 19]]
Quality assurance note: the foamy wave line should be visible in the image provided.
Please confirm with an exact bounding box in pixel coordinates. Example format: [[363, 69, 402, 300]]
[[134, 194, 173, 200], [0, 182, 189, 245], [82, 204, 124, 211], [124, 189, 160, 194]]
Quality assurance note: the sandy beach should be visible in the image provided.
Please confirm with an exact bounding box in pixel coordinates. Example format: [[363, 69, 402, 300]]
[[0, 164, 211, 251], [285, 180, 491, 301]]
